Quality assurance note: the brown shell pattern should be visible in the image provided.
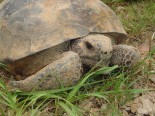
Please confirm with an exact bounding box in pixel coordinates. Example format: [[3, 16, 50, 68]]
[[0, 0, 127, 61]]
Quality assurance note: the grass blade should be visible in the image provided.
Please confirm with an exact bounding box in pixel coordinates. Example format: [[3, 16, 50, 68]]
[[58, 101, 77, 116], [67, 66, 118, 101]]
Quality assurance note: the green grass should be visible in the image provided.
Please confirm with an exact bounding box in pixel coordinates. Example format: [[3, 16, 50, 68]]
[[105, 0, 155, 38], [118, 1, 155, 35], [104, 0, 138, 3], [0, 53, 154, 115], [0, 0, 155, 115]]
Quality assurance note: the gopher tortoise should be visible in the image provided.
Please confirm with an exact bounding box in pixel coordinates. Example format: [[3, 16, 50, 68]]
[[0, 0, 140, 91]]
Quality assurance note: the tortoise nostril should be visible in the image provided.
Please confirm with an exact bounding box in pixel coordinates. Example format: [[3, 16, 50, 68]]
[[104, 52, 107, 54], [85, 41, 93, 50]]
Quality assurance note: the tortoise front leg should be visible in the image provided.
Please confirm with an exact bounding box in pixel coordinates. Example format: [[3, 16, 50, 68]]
[[110, 45, 140, 67], [9, 51, 83, 91]]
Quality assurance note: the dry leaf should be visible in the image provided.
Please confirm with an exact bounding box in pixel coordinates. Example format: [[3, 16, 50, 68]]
[[122, 110, 129, 116], [137, 98, 155, 115], [124, 92, 155, 115], [138, 40, 150, 56], [149, 73, 155, 84], [130, 103, 138, 113]]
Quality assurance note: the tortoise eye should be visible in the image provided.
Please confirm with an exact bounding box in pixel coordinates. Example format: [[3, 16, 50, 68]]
[[104, 52, 107, 54], [85, 41, 93, 50]]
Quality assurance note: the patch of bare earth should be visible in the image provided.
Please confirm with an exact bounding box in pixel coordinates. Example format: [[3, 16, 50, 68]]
[[0, 68, 11, 83], [78, 97, 108, 116]]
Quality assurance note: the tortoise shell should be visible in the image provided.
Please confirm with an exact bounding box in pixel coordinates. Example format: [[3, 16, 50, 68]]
[[0, 0, 127, 61]]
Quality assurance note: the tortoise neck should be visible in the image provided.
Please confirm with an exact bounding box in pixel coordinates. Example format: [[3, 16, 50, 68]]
[[7, 41, 70, 76]]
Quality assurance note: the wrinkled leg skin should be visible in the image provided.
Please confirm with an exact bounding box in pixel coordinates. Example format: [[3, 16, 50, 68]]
[[9, 51, 83, 91], [111, 45, 140, 67]]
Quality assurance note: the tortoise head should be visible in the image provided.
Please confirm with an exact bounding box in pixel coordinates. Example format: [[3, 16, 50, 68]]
[[70, 34, 113, 68]]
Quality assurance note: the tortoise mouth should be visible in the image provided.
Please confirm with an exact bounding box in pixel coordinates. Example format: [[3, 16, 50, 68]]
[[81, 57, 110, 68], [81, 57, 99, 68], [81, 56, 100, 62], [81, 57, 105, 68]]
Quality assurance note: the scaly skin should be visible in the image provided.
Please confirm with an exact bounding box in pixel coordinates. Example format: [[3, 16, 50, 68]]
[[111, 45, 140, 67], [70, 34, 113, 67], [9, 52, 83, 91], [8, 34, 113, 91], [8, 34, 140, 91]]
